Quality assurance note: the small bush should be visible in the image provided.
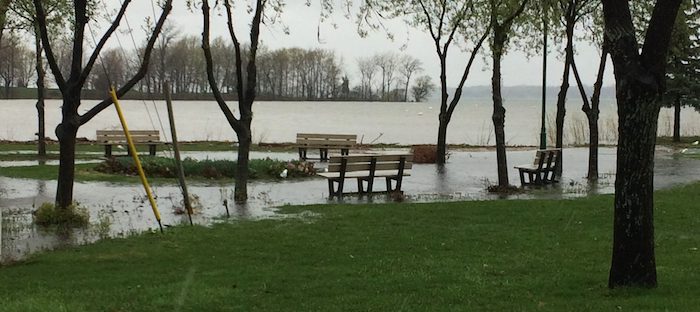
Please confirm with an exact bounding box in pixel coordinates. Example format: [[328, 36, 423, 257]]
[[95, 157, 315, 180], [411, 145, 438, 164], [34, 202, 89, 228]]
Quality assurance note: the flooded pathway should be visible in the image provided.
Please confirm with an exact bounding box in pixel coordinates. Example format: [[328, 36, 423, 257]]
[[2, 147, 699, 262]]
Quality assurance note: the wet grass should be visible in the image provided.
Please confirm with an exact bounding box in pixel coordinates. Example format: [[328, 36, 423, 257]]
[[1, 182, 699, 311], [0, 158, 317, 184]]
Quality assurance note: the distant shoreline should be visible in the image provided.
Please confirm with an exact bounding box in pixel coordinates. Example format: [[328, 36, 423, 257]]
[[0, 86, 617, 102]]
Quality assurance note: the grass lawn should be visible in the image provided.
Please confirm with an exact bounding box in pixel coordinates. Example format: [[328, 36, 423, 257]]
[[1, 183, 699, 311]]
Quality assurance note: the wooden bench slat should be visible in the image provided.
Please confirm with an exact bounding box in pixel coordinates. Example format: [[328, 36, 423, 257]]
[[297, 139, 355, 147], [297, 133, 357, 140], [328, 162, 413, 172], [329, 154, 414, 163], [318, 170, 411, 179]]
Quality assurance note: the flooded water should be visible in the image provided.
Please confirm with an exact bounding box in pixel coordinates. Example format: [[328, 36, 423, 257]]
[[1, 99, 699, 145], [2, 147, 699, 262]]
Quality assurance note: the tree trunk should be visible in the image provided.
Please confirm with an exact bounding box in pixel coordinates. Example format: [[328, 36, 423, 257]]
[[673, 95, 681, 142], [55, 100, 79, 208], [437, 116, 448, 165], [491, 33, 509, 187], [234, 122, 251, 202], [555, 10, 575, 176], [35, 32, 46, 157], [603, 0, 682, 289], [578, 46, 608, 181], [436, 54, 449, 166], [609, 95, 659, 288], [586, 113, 599, 180]]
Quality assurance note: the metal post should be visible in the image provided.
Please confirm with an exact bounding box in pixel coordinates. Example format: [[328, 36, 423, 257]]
[[540, 3, 548, 150], [109, 87, 164, 233], [164, 81, 193, 226]]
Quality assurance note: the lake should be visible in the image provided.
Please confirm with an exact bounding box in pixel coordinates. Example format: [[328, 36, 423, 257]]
[[2, 99, 699, 145]]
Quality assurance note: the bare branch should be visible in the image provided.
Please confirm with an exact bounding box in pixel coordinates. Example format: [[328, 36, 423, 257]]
[[79, 0, 174, 126], [79, 0, 132, 87], [33, 0, 65, 90]]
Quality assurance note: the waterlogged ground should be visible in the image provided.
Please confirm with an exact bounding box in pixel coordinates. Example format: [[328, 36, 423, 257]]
[[2, 147, 699, 262]]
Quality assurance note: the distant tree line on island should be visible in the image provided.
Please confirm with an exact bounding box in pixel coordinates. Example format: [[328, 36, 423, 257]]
[[0, 30, 435, 102]]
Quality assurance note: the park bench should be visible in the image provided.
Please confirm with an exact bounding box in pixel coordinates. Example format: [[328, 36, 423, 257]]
[[96, 129, 162, 157], [514, 148, 561, 186], [317, 153, 412, 197], [296, 133, 356, 161]]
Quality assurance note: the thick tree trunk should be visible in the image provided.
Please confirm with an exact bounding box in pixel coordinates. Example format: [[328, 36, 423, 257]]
[[673, 95, 681, 142], [609, 95, 660, 288], [603, 0, 682, 289], [35, 32, 46, 157], [491, 35, 509, 187]]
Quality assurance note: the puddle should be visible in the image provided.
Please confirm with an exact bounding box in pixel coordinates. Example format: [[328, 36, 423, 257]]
[[2, 147, 699, 262]]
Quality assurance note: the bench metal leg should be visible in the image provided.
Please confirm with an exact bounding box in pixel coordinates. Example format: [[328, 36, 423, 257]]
[[105, 145, 112, 157], [328, 178, 345, 198], [319, 148, 329, 161], [356, 177, 375, 195], [341, 148, 349, 156], [149, 144, 156, 156], [299, 148, 307, 160], [519, 170, 526, 186]]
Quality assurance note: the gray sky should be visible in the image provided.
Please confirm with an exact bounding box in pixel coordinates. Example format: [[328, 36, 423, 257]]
[[107, 1, 615, 89]]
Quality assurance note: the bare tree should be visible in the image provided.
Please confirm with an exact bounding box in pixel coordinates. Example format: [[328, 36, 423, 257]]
[[488, 0, 529, 188], [357, 56, 378, 100], [398, 55, 422, 102], [360, 0, 491, 165], [34, 0, 173, 209], [201, 0, 265, 202]]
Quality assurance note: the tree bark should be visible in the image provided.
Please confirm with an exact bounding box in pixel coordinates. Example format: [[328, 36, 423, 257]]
[[234, 122, 252, 202], [555, 4, 575, 176], [491, 28, 509, 187], [35, 28, 46, 157], [673, 95, 681, 142], [603, 0, 682, 288], [437, 116, 448, 165], [55, 96, 80, 208]]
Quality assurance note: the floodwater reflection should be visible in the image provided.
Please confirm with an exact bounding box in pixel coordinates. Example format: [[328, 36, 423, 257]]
[[2, 147, 698, 262]]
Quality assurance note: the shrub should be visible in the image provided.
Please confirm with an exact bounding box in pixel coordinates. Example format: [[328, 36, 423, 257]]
[[411, 145, 438, 164], [34, 202, 90, 228], [94, 157, 316, 180]]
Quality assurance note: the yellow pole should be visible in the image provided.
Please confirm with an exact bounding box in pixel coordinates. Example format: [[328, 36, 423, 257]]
[[109, 87, 164, 232]]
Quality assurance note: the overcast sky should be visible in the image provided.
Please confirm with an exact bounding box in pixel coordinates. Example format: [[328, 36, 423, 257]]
[[105, 1, 615, 88]]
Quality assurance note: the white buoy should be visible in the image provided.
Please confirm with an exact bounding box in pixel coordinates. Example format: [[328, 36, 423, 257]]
[[428, 106, 433, 110], [116, 144, 125, 150], [279, 169, 288, 178], [418, 112, 423, 116]]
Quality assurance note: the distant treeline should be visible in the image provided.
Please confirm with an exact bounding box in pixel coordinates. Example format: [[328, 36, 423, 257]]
[[0, 84, 617, 102], [0, 33, 432, 102]]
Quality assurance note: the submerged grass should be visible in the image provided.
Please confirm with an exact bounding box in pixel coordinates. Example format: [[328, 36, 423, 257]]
[[1, 183, 699, 311], [0, 158, 317, 184]]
